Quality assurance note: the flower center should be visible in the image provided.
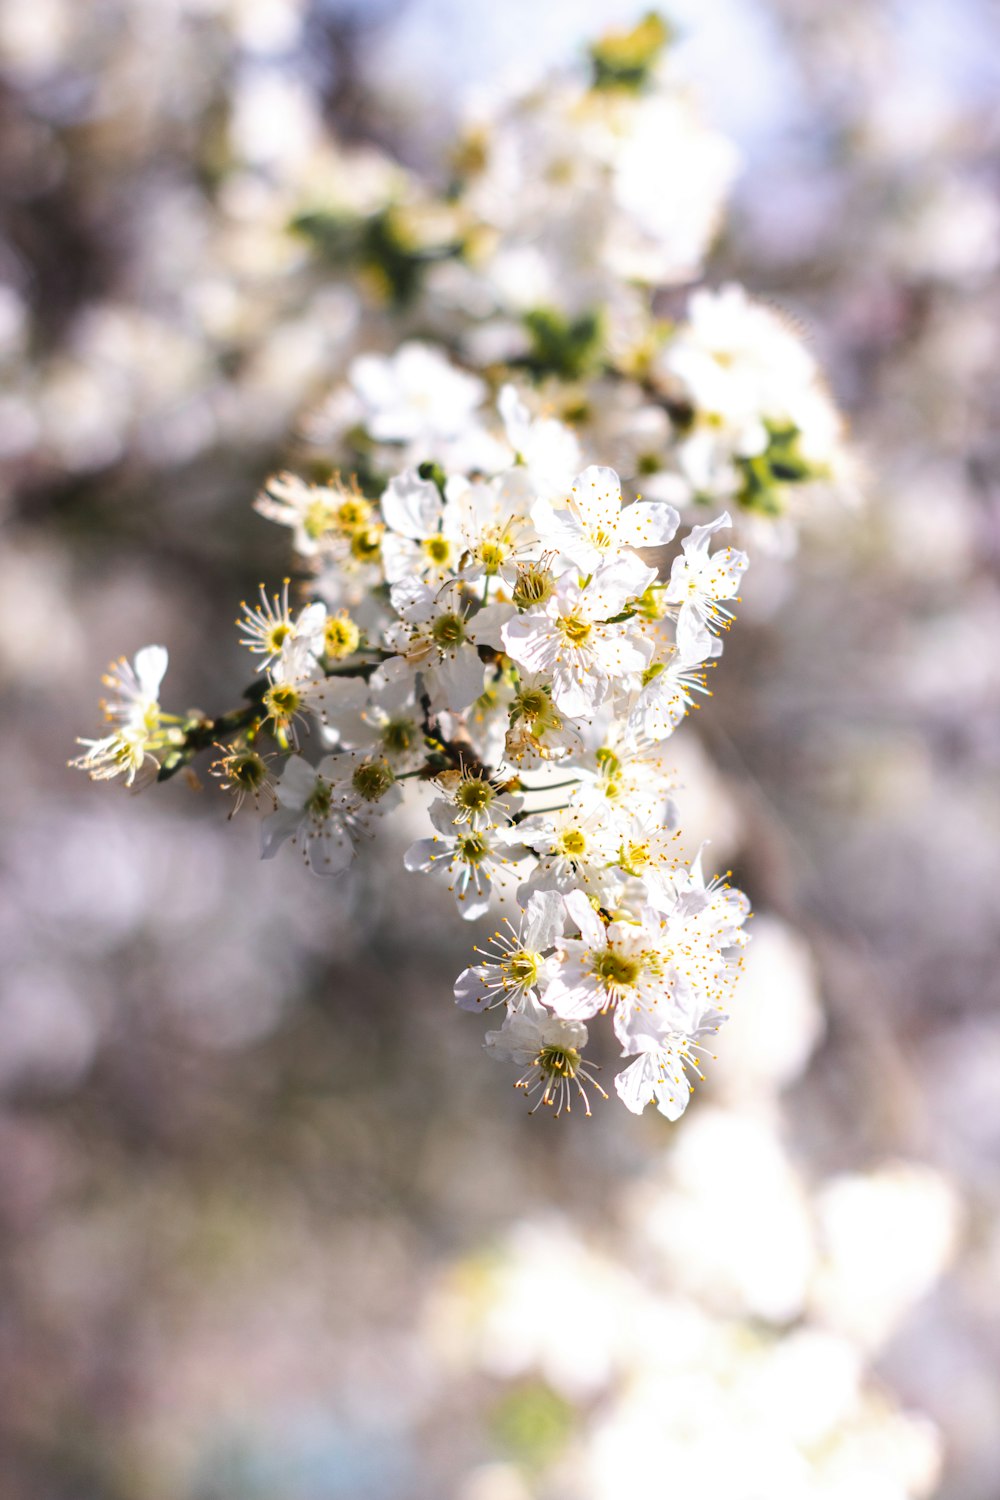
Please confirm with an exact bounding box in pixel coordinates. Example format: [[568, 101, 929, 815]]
[[458, 833, 488, 864], [306, 781, 333, 817], [456, 778, 494, 812], [557, 612, 592, 646], [422, 535, 454, 567], [350, 526, 383, 562], [352, 759, 395, 802], [478, 537, 508, 574], [431, 612, 466, 649], [517, 686, 549, 720], [337, 497, 371, 531], [505, 949, 541, 988], [621, 840, 650, 873], [324, 614, 361, 659], [381, 717, 416, 754], [265, 683, 300, 717], [591, 949, 641, 990], [267, 622, 291, 651], [536, 1044, 581, 1079], [558, 828, 587, 858], [513, 565, 555, 609], [228, 750, 268, 790]]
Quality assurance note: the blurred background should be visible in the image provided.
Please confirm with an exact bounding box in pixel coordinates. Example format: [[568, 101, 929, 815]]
[[2, 0, 1000, 1496]]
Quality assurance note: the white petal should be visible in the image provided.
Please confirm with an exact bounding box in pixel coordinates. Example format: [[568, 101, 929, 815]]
[[403, 838, 440, 874], [454, 965, 494, 1012], [562, 888, 605, 948], [617, 501, 680, 550], [381, 470, 443, 539], [431, 643, 485, 713], [260, 806, 304, 859], [522, 888, 567, 951], [614, 1054, 655, 1114]]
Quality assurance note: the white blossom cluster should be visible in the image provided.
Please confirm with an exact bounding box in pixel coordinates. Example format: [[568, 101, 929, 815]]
[[294, 16, 851, 544], [70, 14, 855, 1118], [73, 379, 753, 1119]]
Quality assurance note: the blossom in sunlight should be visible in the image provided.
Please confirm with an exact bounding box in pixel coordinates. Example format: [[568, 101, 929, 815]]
[[70, 13, 862, 1119], [485, 993, 607, 1116]]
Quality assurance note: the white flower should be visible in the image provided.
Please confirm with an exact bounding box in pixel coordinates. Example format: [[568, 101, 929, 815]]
[[663, 513, 748, 662], [445, 468, 539, 584], [254, 473, 376, 559], [642, 850, 751, 1029], [434, 766, 522, 832], [658, 284, 817, 444], [607, 94, 738, 285], [517, 802, 621, 905], [572, 728, 677, 833], [349, 341, 485, 444], [100, 645, 168, 728], [499, 383, 581, 496], [403, 798, 527, 921], [322, 663, 425, 771], [262, 637, 342, 744], [322, 748, 403, 824], [485, 992, 606, 1116], [379, 469, 464, 584], [612, 810, 684, 909], [532, 464, 678, 573], [614, 1003, 726, 1120], [544, 890, 682, 1052], [627, 654, 712, 742], [260, 754, 358, 876], [502, 555, 655, 718], [238, 584, 328, 669], [454, 889, 566, 1012], [71, 645, 173, 787], [385, 578, 513, 713]]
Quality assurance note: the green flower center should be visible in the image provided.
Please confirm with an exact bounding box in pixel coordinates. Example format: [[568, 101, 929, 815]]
[[513, 566, 555, 609], [536, 1044, 581, 1079], [456, 778, 494, 812], [431, 612, 466, 649], [458, 833, 488, 864], [517, 687, 549, 720], [229, 751, 268, 790], [306, 781, 332, 817], [352, 760, 395, 802], [505, 950, 541, 988], [381, 717, 416, 754], [350, 526, 383, 562], [591, 950, 641, 989], [265, 683, 300, 717]]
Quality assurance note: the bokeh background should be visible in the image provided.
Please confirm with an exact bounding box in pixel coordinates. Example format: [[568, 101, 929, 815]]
[[3, 0, 1000, 1496]]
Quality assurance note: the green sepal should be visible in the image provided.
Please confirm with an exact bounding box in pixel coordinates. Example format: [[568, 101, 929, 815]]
[[589, 12, 673, 93]]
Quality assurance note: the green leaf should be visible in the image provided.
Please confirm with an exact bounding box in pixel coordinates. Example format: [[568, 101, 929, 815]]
[[522, 306, 604, 381]]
